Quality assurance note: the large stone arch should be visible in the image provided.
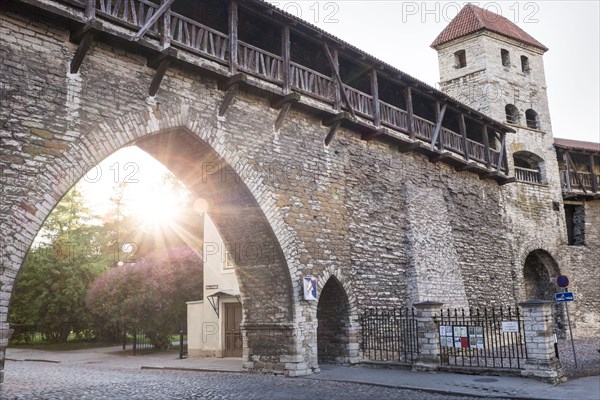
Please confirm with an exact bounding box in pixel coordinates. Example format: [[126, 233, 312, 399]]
[[0, 104, 310, 374]]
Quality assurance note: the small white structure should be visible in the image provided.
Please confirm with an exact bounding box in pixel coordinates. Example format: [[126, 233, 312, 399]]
[[187, 214, 242, 357]]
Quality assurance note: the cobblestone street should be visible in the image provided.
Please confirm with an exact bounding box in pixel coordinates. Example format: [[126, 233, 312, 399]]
[[1, 361, 492, 400]]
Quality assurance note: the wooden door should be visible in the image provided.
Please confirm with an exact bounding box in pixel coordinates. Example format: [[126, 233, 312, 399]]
[[223, 303, 242, 357]]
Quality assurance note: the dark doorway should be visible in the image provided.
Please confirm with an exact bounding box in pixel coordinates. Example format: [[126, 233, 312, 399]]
[[523, 250, 566, 338], [224, 303, 242, 357], [317, 277, 350, 364]]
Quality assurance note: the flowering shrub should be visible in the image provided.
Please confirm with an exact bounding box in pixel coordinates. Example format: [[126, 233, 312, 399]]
[[86, 246, 203, 350]]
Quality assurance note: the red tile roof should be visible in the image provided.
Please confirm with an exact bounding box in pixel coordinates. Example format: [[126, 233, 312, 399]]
[[431, 4, 548, 51], [554, 138, 600, 153]]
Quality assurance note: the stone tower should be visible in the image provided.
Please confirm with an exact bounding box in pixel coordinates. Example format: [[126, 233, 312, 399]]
[[432, 5, 567, 307]]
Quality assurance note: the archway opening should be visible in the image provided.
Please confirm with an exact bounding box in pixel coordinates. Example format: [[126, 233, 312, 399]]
[[5, 128, 296, 372], [316, 277, 350, 364], [523, 250, 565, 337]]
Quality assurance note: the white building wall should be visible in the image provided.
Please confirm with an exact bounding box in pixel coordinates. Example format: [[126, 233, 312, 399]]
[[187, 213, 241, 357]]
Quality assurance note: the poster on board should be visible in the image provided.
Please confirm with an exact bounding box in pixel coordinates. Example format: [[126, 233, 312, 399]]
[[303, 276, 318, 301]]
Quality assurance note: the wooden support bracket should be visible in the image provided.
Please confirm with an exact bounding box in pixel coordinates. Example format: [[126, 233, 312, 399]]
[[430, 151, 453, 163], [323, 111, 350, 127], [69, 20, 102, 74], [362, 127, 386, 141], [148, 48, 177, 96], [271, 92, 301, 110], [324, 121, 341, 146], [398, 140, 422, 153], [455, 161, 480, 172], [218, 73, 247, 117]]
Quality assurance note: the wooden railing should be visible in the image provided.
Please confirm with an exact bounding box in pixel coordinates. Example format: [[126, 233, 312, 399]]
[[380, 101, 408, 131], [562, 170, 597, 192], [343, 85, 372, 117], [413, 115, 435, 142], [238, 41, 283, 83], [97, 0, 159, 32], [170, 12, 229, 63], [466, 139, 486, 163], [515, 166, 541, 184], [290, 62, 333, 102], [440, 128, 464, 155], [70, 0, 510, 175]]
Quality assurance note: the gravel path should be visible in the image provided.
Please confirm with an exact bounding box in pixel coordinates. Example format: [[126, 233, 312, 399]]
[[558, 338, 600, 379]]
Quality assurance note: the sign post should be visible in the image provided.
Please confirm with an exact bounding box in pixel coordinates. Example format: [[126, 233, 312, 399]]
[[556, 275, 577, 368]]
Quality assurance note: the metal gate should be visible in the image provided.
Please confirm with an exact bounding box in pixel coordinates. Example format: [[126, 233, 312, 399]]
[[436, 306, 527, 369], [360, 308, 419, 364]]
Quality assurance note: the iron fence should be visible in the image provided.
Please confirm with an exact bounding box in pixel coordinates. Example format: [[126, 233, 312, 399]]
[[360, 307, 419, 364], [436, 306, 527, 370]]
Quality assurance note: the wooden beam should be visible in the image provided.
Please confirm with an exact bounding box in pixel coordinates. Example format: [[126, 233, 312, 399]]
[[148, 48, 177, 96], [271, 92, 300, 110], [331, 48, 341, 111], [272, 92, 300, 131], [562, 151, 572, 193], [371, 70, 380, 127], [430, 102, 447, 151], [228, 0, 238, 74], [497, 132, 506, 173], [218, 74, 246, 116], [565, 151, 587, 194], [323, 111, 350, 127], [323, 43, 356, 120], [398, 141, 421, 153], [132, 0, 174, 42], [84, 0, 95, 20], [590, 153, 598, 193], [324, 121, 341, 146], [274, 103, 291, 132], [281, 25, 291, 94], [405, 87, 415, 139], [459, 113, 469, 161], [482, 125, 491, 169], [70, 28, 95, 73], [158, 0, 171, 49]]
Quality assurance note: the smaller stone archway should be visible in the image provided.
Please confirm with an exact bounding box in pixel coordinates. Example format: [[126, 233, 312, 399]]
[[522, 249, 565, 336], [316, 276, 352, 364]]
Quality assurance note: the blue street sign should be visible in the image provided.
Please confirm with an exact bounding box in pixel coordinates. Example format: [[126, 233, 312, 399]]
[[556, 275, 569, 288], [555, 292, 575, 303]]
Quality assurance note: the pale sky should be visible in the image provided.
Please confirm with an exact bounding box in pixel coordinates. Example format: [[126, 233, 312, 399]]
[[267, 0, 600, 143]]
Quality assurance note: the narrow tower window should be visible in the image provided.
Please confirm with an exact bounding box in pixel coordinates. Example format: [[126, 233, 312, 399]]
[[525, 109, 539, 129], [454, 50, 466, 69], [521, 55, 530, 73], [505, 104, 519, 124], [501, 49, 510, 67]]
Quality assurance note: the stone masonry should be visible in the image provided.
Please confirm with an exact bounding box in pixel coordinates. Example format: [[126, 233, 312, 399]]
[[0, 0, 597, 382]]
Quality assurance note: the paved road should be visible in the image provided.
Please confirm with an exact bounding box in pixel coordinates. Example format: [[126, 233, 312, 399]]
[[1, 360, 499, 400]]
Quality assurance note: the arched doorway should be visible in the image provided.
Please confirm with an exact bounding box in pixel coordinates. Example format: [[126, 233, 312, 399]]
[[1, 127, 300, 374], [523, 250, 565, 337], [316, 277, 351, 364]]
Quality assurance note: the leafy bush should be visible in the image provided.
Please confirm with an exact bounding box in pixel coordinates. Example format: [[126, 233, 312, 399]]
[[86, 246, 203, 350]]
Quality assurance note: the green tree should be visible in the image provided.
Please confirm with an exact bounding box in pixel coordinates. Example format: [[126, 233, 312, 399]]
[[9, 185, 112, 342]]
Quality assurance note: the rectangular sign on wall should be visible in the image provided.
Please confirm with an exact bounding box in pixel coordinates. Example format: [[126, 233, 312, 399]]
[[303, 276, 318, 301]]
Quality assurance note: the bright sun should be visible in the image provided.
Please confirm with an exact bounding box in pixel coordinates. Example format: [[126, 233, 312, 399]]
[[129, 186, 185, 230]]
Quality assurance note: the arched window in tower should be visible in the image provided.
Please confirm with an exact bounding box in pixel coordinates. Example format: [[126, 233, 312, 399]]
[[454, 50, 466, 69], [505, 104, 519, 124], [513, 151, 545, 184], [525, 109, 540, 129], [501, 49, 510, 67], [521, 55, 530, 74]]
